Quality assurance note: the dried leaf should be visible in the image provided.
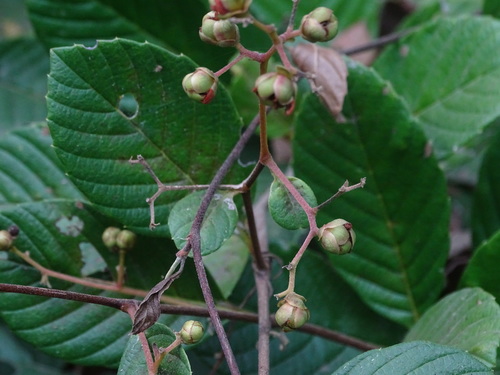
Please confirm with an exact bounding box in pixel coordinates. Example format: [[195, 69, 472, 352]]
[[290, 44, 348, 120], [131, 265, 184, 334]]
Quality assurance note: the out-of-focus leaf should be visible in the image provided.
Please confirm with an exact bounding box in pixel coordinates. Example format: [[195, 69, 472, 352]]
[[291, 44, 348, 120], [405, 288, 500, 367], [332, 341, 492, 375], [168, 190, 239, 256], [472, 129, 500, 245], [374, 17, 500, 158], [293, 61, 449, 327], [0, 38, 48, 133], [484, 0, 500, 18], [47, 39, 243, 236], [461, 230, 500, 301]]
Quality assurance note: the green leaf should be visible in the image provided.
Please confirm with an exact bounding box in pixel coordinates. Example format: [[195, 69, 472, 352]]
[[332, 341, 492, 375], [268, 177, 317, 230], [47, 39, 243, 236], [404, 288, 500, 367], [374, 17, 500, 158], [472, 130, 500, 245], [461, 230, 500, 301], [118, 323, 191, 375], [0, 38, 48, 133], [26, 0, 229, 70], [293, 62, 450, 327], [484, 0, 500, 18], [168, 190, 238, 256]]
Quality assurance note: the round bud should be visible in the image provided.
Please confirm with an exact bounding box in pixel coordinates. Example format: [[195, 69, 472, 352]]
[[199, 11, 240, 47], [253, 67, 297, 114], [0, 230, 13, 251], [318, 219, 355, 254], [182, 67, 218, 104], [102, 226, 121, 250], [116, 230, 137, 251], [275, 293, 310, 332], [300, 7, 338, 43], [208, 0, 252, 18], [179, 320, 204, 344]]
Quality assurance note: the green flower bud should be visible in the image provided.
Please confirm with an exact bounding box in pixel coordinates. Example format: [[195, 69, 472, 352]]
[[318, 219, 355, 254], [209, 0, 252, 18], [182, 67, 218, 104], [116, 230, 137, 251], [253, 67, 297, 114], [275, 293, 310, 332], [0, 230, 13, 251], [200, 11, 240, 47], [102, 226, 121, 250], [180, 320, 204, 344], [300, 7, 338, 43]]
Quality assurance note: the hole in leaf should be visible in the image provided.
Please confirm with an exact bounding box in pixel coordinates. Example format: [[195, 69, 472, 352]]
[[118, 93, 139, 119]]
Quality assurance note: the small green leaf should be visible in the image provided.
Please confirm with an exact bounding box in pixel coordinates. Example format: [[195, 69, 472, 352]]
[[332, 341, 492, 375], [168, 190, 238, 256], [461, 230, 500, 302], [47, 39, 243, 235], [374, 17, 500, 158], [118, 323, 191, 375], [293, 61, 450, 327], [268, 177, 317, 230], [405, 288, 500, 367]]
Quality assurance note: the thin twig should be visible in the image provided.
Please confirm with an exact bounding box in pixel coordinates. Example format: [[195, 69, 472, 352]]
[[286, 0, 301, 32], [315, 178, 366, 211], [0, 282, 380, 351], [189, 113, 263, 375], [242, 192, 266, 270]]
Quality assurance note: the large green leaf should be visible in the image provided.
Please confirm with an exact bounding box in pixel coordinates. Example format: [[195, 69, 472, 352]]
[[26, 0, 229, 69], [472, 130, 500, 245], [118, 323, 191, 375], [374, 17, 500, 158], [47, 39, 243, 236], [0, 38, 48, 133], [332, 341, 492, 375], [189, 246, 405, 374], [168, 190, 239, 256], [461, 230, 500, 301], [293, 62, 450, 327], [405, 288, 500, 367]]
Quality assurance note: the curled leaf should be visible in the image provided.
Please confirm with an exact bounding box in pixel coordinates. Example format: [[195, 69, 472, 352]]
[[290, 44, 348, 121]]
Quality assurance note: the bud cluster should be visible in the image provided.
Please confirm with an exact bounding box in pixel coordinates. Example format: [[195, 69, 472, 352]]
[[208, 0, 252, 18], [179, 320, 205, 344], [199, 11, 240, 47], [0, 225, 19, 251], [318, 219, 355, 254], [102, 227, 137, 252], [300, 7, 338, 43], [253, 66, 297, 114], [275, 292, 310, 332]]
